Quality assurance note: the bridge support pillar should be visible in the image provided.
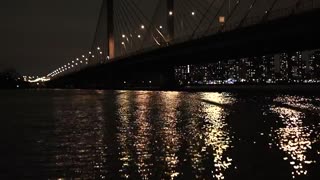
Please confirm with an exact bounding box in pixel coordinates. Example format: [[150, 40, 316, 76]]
[[167, 0, 174, 42], [107, 0, 115, 59]]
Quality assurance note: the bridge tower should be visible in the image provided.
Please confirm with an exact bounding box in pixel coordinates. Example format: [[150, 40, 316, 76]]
[[107, 0, 115, 59], [167, 0, 174, 42]]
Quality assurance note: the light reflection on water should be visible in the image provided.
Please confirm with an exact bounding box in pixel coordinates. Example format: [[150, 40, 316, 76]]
[[53, 91, 107, 179], [132, 91, 153, 179], [271, 95, 319, 179], [1, 90, 319, 179], [158, 92, 181, 179], [200, 93, 234, 180], [114, 91, 234, 179], [116, 91, 132, 179]]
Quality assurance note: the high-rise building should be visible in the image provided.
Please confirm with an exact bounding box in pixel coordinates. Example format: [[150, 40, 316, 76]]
[[238, 58, 249, 82], [174, 65, 189, 85], [204, 62, 227, 84], [247, 57, 260, 83], [210, 61, 225, 84], [225, 60, 240, 82], [289, 51, 306, 82], [279, 53, 290, 82], [261, 55, 275, 83], [188, 65, 208, 85], [309, 50, 320, 80]]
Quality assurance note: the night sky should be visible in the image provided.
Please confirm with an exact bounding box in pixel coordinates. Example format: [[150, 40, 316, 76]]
[[0, 0, 103, 75]]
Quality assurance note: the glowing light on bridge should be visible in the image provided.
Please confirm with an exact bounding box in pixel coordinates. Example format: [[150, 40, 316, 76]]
[[191, 11, 195, 16], [28, 77, 51, 83], [137, 35, 141, 38], [169, 11, 173, 16], [219, 16, 225, 23], [141, 25, 145, 29]]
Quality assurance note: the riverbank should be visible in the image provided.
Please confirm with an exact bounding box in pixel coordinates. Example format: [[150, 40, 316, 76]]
[[116, 84, 320, 93], [34, 84, 320, 94]]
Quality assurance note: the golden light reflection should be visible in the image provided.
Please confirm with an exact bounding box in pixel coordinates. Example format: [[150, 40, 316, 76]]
[[159, 91, 181, 179], [132, 91, 153, 179], [183, 93, 208, 178], [115, 90, 133, 179], [201, 93, 234, 180], [271, 106, 315, 179], [274, 96, 320, 112]]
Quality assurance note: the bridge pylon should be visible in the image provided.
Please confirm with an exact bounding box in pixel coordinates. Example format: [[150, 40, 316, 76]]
[[167, 0, 174, 42], [107, 0, 115, 59]]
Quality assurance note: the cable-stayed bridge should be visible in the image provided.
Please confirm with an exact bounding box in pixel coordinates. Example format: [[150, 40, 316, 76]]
[[46, 0, 320, 88]]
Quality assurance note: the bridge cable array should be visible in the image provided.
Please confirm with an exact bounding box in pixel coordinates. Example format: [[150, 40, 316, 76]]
[[45, 0, 319, 79]]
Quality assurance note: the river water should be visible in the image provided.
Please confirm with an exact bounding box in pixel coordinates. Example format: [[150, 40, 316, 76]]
[[0, 90, 319, 179]]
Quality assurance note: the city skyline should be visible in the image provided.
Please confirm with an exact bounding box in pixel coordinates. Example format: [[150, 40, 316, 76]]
[[175, 49, 320, 85]]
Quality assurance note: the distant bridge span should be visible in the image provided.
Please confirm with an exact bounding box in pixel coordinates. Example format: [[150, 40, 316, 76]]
[[48, 8, 320, 89]]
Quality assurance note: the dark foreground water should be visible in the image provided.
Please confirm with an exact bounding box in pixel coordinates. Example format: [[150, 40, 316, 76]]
[[0, 90, 319, 180]]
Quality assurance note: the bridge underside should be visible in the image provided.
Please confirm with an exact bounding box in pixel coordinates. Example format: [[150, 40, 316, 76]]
[[49, 9, 320, 89]]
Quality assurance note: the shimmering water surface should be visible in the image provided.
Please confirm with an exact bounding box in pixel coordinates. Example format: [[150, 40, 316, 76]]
[[0, 90, 319, 179]]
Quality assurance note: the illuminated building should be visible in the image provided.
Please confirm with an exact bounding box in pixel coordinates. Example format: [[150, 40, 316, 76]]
[[261, 55, 275, 83], [174, 65, 190, 85], [189, 65, 209, 85], [238, 58, 249, 82], [246, 57, 260, 83], [279, 53, 290, 82], [173, 50, 319, 85], [290, 51, 306, 82], [210, 61, 226, 84], [225, 60, 240, 82], [309, 50, 320, 80], [216, 61, 225, 82]]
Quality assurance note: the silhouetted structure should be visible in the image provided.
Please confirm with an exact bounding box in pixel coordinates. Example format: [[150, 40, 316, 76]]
[[0, 69, 29, 89], [46, 0, 320, 89]]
